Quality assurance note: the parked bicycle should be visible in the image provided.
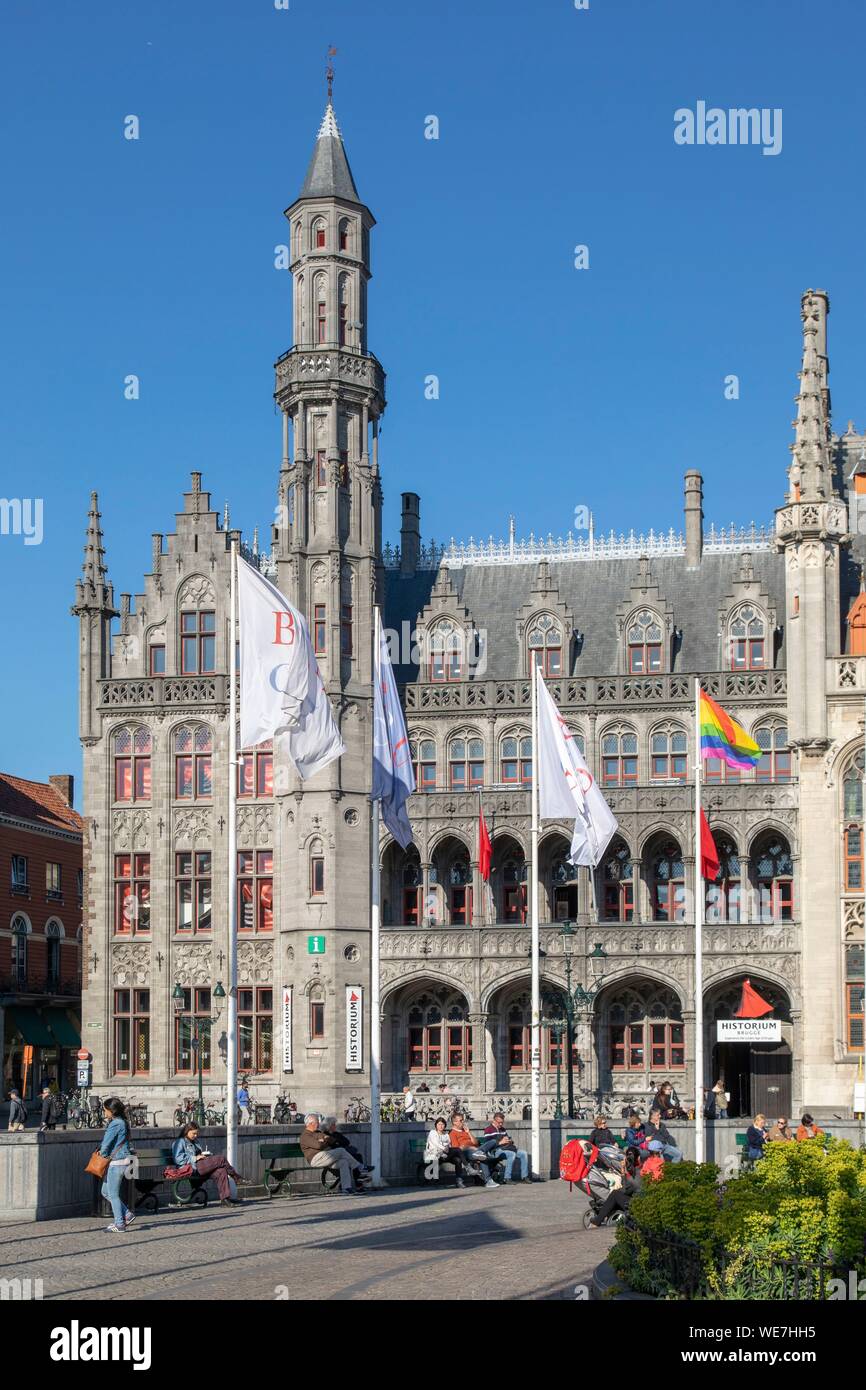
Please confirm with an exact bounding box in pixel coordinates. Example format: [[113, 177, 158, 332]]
[[173, 1097, 198, 1127], [344, 1096, 372, 1122], [272, 1092, 298, 1124]]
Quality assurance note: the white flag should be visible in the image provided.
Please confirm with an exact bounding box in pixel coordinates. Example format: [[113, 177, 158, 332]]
[[237, 556, 344, 778], [535, 665, 617, 866]]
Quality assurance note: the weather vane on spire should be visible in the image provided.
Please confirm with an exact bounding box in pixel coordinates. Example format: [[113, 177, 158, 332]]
[[326, 46, 337, 104]]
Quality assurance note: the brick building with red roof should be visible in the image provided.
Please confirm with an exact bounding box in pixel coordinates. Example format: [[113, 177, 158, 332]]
[[1, 772, 83, 1105]]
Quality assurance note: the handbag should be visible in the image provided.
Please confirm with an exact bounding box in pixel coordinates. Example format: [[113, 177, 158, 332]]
[[163, 1163, 194, 1179], [85, 1150, 111, 1179]]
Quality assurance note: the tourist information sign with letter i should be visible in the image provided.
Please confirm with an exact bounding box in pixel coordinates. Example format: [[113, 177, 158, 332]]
[[308, 935, 326, 955]]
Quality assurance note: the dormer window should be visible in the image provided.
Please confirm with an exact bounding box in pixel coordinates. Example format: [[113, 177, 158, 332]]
[[528, 615, 563, 676], [627, 610, 663, 673], [180, 610, 215, 674], [729, 605, 766, 670], [429, 621, 462, 682]]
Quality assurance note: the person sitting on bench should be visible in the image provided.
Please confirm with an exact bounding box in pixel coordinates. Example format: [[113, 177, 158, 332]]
[[299, 1114, 366, 1195], [321, 1116, 373, 1185], [449, 1113, 499, 1188], [424, 1116, 468, 1187], [171, 1123, 249, 1206]]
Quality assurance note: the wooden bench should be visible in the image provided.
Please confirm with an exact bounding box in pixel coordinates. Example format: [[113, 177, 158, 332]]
[[130, 1147, 210, 1212], [259, 1142, 342, 1197]]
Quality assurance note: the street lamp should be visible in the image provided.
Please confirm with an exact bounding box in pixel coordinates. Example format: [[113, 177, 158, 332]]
[[540, 1011, 566, 1119], [173, 980, 226, 1125], [556, 924, 607, 1117]]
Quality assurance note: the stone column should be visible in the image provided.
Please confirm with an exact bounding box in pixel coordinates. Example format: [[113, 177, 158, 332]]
[[738, 856, 752, 924], [469, 1012, 489, 1102], [683, 1007, 697, 1102]]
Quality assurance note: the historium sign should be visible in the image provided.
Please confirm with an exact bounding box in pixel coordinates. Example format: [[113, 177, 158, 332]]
[[716, 1019, 782, 1042]]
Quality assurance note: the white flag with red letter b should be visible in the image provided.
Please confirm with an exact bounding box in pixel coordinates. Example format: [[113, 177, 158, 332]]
[[237, 556, 344, 778], [535, 665, 617, 867]]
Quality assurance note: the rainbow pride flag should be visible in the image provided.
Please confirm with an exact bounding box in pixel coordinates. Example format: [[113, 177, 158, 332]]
[[699, 689, 761, 770]]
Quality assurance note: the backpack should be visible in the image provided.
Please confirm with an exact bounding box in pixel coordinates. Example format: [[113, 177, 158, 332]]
[[641, 1154, 665, 1182], [559, 1139, 597, 1188]]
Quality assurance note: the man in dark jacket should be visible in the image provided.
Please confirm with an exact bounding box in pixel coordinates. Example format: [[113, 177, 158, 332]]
[[644, 1108, 682, 1163], [300, 1114, 365, 1194], [7, 1090, 27, 1131], [39, 1087, 60, 1132]]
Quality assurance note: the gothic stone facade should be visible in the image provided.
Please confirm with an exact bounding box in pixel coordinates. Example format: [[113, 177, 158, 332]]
[[74, 103, 865, 1120]]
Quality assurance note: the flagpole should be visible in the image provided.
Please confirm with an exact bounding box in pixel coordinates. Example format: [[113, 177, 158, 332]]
[[530, 663, 541, 1177], [694, 678, 705, 1165], [226, 538, 239, 1169], [370, 608, 383, 1186]]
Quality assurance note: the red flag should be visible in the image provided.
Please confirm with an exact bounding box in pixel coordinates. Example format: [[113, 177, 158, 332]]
[[700, 807, 719, 881], [736, 979, 774, 1019], [479, 805, 492, 882]]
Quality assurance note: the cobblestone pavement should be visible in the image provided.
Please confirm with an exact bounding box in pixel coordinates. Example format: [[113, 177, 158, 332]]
[[0, 1180, 614, 1301]]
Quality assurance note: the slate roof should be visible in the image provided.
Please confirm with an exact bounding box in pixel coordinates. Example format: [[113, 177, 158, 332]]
[[299, 104, 361, 203], [0, 774, 83, 835], [385, 548, 792, 684]]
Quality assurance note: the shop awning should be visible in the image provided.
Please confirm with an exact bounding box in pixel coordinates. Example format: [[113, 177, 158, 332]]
[[7, 1008, 56, 1047], [45, 1012, 81, 1049]]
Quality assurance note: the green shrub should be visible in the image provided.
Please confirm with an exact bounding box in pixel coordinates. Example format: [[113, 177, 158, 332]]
[[609, 1138, 866, 1300]]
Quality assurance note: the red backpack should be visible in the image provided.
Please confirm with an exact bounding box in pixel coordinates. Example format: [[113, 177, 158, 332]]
[[559, 1139, 598, 1190]]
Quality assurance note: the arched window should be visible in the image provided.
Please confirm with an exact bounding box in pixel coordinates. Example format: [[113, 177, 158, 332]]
[[606, 985, 684, 1071], [312, 217, 326, 250], [650, 726, 688, 781], [448, 735, 484, 790], [174, 725, 213, 800], [338, 217, 351, 253], [601, 728, 637, 786], [294, 272, 304, 342], [502, 853, 527, 923], [412, 739, 437, 792], [407, 992, 471, 1072], [113, 726, 152, 803], [627, 610, 663, 674], [429, 620, 463, 682], [45, 919, 63, 987], [527, 614, 563, 676], [843, 752, 864, 892], [500, 734, 532, 785], [314, 271, 327, 344], [448, 851, 472, 924], [601, 840, 633, 921], [338, 273, 349, 347], [754, 834, 793, 922], [310, 839, 325, 897], [402, 851, 421, 925], [550, 850, 577, 921], [705, 836, 740, 923], [11, 915, 29, 987], [729, 604, 766, 670], [755, 724, 791, 782], [238, 738, 273, 798], [508, 991, 577, 1071], [293, 219, 302, 258], [651, 841, 685, 921]]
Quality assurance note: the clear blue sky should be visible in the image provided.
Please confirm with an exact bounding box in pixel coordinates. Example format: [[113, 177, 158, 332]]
[[2, 0, 865, 800]]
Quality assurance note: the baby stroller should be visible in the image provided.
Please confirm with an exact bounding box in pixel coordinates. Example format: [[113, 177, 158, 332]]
[[559, 1138, 627, 1229]]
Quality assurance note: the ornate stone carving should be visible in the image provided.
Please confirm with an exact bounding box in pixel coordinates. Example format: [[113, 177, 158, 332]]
[[173, 942, 214, 986], [237, 805, 273, 844], [112, 809, 150, 849], [173, 808, 212, 843], [238, 940, 273, 984], [177, 576, 216, 607], [112, 943, 150, 986]]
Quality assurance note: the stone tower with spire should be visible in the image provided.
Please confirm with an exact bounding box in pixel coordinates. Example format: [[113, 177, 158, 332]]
[[72, 493, 118, 744], [776, 290, 854, 1101], [270, 91, 386, 1108]]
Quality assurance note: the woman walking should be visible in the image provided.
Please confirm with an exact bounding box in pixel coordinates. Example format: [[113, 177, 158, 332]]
[[99, 1097, 134, 1234]]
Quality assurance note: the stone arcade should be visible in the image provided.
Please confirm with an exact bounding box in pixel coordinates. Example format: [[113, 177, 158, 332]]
[[72, 97, 864, 1121]]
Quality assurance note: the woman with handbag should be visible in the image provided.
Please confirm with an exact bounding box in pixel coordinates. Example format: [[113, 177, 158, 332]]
[[94, 1097, 134, 1234]]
